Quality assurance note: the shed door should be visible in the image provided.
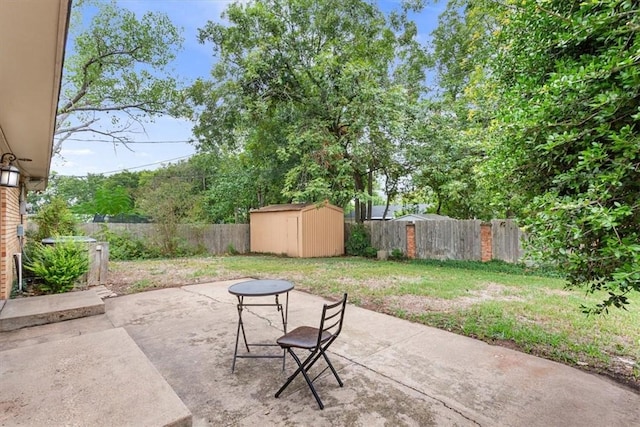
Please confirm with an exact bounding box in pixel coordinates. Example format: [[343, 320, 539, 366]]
[[286, 216, 299, 257]]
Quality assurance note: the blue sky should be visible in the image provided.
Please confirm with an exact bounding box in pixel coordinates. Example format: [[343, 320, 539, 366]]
[[53, 0, 446, 177]]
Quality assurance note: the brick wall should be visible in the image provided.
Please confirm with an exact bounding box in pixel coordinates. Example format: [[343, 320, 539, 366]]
[[0, 186, 21, 299]]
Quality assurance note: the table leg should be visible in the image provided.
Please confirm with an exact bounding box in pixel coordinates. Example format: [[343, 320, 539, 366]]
[[231, 290, 291, 372], [232, 295, 251, 373]]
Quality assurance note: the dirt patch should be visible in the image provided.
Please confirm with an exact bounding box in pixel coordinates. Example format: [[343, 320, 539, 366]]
[[105, 259, 241, 296], [379, 282, 524, 314]]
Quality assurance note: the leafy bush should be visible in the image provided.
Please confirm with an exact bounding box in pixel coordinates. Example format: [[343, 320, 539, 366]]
[[389, 248, 408, 261], [25, 241, 89, 294], [346, 223, 377, 258], [362, 246, 378, 258], [32, 197, 78, 242], [93, 225, 159, 261]]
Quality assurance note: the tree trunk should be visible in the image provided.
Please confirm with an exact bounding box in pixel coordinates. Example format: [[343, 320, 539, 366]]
[[353, 172, 366, 223]]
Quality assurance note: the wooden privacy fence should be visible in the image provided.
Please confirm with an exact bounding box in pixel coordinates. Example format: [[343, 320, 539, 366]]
[[78, 223, 251, 255], [73, 220, 521, 261], [360, 219, 524, 263]]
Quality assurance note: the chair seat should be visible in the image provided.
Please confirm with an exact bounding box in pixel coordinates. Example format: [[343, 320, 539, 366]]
[[277, 326, 332, 349]]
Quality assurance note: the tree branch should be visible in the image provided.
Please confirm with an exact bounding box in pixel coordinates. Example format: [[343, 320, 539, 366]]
[[58, 46, 143, 115]]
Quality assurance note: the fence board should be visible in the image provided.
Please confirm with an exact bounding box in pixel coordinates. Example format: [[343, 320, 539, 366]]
[[491, 219, 523, 263], [77, 223, 250, 255], [365, 221, 406, 253], [415, 220, 482, 261]]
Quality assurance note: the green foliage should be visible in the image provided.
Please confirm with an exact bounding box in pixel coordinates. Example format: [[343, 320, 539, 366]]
[[32, 197, 78, 242], [29, 171, 143, 219], [484, 0, 640, 312], [346, 223, 377, 257], [192, 0, 428, 214], [362, 246, 379, 258], [25, 241, 89, 294], [199, 152, 282, 223], [389, 248, 408, 261], [407, 101, 486, 218], [136, 168, 203, 256], [75, 186, 133, 216], [412, 0, 500, 219], [93, 225, 159, 261]]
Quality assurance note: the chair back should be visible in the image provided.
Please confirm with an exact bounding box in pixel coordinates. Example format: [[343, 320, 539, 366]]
[[317, 293, 347, 347]]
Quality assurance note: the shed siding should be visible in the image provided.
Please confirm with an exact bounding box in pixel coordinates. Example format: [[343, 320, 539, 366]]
[[300, 205, 344, 257], [250, 203, 343, 258], [250, 210, 301, 256]]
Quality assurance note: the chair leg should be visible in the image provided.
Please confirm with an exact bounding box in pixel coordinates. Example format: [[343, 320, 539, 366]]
[[275, 349, 303, 398], [275, 348, 325, 410], [321, 350, 343, 387]]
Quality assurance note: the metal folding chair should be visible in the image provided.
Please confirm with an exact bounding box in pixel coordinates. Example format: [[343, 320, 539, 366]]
[[274, 293, 347, 409]]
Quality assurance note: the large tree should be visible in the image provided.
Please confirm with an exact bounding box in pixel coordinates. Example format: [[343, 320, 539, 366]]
[[410, 0, 501, 219], [191, 0, 428, 220], [55, 0, 184, 153], [485, 0, 640, 312]]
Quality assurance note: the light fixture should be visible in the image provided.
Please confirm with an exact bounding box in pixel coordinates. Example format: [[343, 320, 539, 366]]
[[0, 153, 20, 188]]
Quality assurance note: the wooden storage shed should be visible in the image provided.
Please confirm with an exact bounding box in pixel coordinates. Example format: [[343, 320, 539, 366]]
[[250, 202, 344, 257]]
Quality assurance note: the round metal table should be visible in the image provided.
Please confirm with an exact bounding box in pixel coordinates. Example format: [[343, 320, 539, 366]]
[[228, 279, 294, 372]]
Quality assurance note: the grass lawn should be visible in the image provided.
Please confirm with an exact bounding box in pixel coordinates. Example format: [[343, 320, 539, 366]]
[[109, 255, 640, 388]]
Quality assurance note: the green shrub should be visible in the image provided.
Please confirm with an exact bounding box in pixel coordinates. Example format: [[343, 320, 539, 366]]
[[389, 248, 408, 261], [362, 246, 378, 258], [346, 223, 377, 257], [32, 197, 78, 242], [93, 225, 159, 261], [25, 241, 89, 294], [174, 238, 207, 257]]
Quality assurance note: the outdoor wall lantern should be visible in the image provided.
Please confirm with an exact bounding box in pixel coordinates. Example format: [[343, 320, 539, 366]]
[[0, 153, 20, 188]]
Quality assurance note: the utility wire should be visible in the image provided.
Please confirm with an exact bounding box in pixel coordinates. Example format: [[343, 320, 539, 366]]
[[54, 154, 195, 177], [62, 138, 195, 144]]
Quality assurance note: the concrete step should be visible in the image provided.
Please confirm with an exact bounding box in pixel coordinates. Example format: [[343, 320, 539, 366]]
[[0, 327, 192, 426], [0, 289, 104, 332]]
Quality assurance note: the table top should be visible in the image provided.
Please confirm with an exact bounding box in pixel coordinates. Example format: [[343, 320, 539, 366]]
[[228, 279, 294, 297]]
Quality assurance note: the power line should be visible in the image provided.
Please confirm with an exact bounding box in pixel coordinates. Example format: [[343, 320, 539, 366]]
[[54, 154, 195, 177], [61, 138, 195, 144]]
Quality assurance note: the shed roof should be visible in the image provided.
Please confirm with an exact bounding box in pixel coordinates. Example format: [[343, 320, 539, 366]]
[[250, 203, 313, 213], [250, 202, 343, 214]]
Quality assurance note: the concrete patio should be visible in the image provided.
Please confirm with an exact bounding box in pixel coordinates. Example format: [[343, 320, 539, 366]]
[[1, 279, 639, 426]]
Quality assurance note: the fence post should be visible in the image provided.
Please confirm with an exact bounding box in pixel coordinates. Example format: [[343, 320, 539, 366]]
[[406, 222, 416, 259], [480, 222, 492, 262]]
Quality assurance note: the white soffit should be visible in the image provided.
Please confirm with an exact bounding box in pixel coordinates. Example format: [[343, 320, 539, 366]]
[[0, 0, 71, 191]]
